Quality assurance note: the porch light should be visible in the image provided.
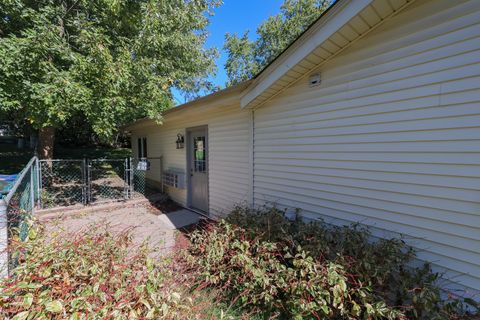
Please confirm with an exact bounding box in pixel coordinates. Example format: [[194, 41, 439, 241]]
[[176, 133, 184, 149]]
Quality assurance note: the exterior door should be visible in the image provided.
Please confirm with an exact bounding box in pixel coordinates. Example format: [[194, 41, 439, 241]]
[[188, 127, 208, 212]]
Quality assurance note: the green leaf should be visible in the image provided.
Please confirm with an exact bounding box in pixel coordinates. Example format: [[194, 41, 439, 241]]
[[351, 301, 361, 316], [146, 308, 156, 319], [23, 293, 34, 308], [45, 300, 63, 313], [28, 227, 37, 240], [12, 311, 29, 320]]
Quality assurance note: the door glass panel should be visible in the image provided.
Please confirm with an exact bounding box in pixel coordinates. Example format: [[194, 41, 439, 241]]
[[194, 136, 206, 172]]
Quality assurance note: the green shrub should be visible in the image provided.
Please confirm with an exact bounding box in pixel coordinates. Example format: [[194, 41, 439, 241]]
[[184, 206, 479, 319], [184, 221, 402, 319], [2, 208, 478, 319]]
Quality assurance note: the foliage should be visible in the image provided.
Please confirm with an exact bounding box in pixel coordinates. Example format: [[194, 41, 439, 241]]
[[53, 145, 132, 159], [0, 142, 33, 174], [185, 220, 402, 319], [0, 0, 221, 142], [0, 142, 131, 174], [1, 224, 183, 319], [184, 206, 479, 319], [224, 0, 331, 85], [1, 208, 478, 319]]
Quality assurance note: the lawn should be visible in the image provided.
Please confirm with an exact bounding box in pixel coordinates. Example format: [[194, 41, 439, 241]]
[[0, 143, 33, 174], [54, 145, 132, 159], [0, 142, 132, 175]]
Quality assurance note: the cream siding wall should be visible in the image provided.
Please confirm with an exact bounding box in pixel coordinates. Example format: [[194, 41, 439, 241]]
[[132, 102, 251, 217], [253, 0, 480, 292]]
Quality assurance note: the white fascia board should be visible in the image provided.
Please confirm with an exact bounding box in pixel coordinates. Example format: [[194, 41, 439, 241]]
[[240, 0, 373, 108]]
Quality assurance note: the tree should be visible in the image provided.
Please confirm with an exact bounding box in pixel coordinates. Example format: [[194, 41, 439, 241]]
[[0, 0, 221, 158], [224, 0, 331, 86]]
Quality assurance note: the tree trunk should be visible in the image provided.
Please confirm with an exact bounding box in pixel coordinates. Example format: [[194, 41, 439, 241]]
[[38, 126, 55, 159]]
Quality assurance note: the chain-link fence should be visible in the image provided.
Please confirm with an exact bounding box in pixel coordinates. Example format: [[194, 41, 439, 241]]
[[131, 157, 163, 198], [37, 157, 163, 207], [39, 159, 85, 208], [0, 156, 40, 275], [1, 156, 164, 275], [88, 159, 128, 204]]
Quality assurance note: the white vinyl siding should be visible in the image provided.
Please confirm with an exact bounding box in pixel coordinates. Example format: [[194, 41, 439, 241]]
[[253, 0, 480, 292], [132, 102, 251, 217]]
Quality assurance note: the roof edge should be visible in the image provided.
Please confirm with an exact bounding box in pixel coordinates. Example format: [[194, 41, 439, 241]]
[[123, 79, 252, 131], [240, 0, 373, 108]]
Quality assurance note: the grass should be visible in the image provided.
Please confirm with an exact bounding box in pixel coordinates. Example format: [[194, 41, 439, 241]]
[[0, 142, 131, 175], [0, 143, 33, 174], [54, 145, 132, 159]]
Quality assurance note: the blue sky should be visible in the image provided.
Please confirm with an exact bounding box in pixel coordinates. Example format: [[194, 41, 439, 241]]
[[173, 0, 282, 104], [205, 0, 282, 87]]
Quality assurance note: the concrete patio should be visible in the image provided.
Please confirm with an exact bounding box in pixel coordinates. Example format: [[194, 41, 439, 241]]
[[38, 199, 204, 256]]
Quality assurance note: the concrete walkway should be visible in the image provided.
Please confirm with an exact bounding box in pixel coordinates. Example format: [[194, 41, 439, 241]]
[[40, 203, 203, 256]]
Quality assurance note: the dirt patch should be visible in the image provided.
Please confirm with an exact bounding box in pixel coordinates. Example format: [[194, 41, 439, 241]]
[[172, 219, 213, 252], [147, 198, 183, 214]]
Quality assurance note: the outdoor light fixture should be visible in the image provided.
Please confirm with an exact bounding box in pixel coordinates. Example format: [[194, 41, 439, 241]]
[[176, 133, 184, 149]]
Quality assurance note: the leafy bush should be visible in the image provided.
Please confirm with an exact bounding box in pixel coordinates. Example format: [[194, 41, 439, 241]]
[[183, 206, 479, 319], [1, 208, 478, 319], [184, 221, 401, 319], [0, 223, 201, 320]]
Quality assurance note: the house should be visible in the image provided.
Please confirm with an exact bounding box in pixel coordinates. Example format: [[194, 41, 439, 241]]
[[125, 0, 480, 296]]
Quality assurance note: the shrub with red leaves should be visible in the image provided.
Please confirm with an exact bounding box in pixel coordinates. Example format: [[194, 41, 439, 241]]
[[0, 223, 198, 319], [182, 206, 480, 319]]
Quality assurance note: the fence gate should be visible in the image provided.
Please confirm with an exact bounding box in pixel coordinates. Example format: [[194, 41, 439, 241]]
[[87, 159, 129, 204], [38, 158, 142, 208]]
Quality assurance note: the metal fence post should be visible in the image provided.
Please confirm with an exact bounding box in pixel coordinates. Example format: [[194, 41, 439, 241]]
[[81, 158, 88, 205], [30, 166, 34, 214], [129, 157, 134, 199], [36, 158, 41, 209], [38, 160, 43, 209], [0, 199, 8, 277], [83, 158, 89, 205], [123, 158, 128, 200]]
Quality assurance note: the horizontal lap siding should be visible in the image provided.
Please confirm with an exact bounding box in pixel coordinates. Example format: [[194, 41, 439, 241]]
[[133, 103, 251, 217], [253, 0, 480, 292], [208, 107, 251, 217], [133, 125, 187, 206]]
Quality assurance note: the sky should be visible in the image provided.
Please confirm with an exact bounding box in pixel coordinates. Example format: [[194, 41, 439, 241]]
[[173, 0, 282, 104]]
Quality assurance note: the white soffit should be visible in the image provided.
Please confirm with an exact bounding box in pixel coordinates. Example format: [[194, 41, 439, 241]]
[[241, 0, 414, 109]]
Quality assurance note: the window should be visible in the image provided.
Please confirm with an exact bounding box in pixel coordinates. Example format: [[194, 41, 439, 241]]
[[137, 137, 147, 158], [194, 136, 206, 172]]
